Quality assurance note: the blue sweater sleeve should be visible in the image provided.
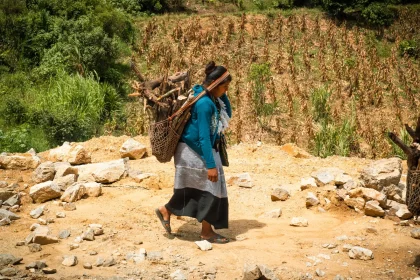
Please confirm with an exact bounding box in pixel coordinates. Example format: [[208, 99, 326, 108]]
[[196, 102, 216, 169], [220, 93, 232, 118]]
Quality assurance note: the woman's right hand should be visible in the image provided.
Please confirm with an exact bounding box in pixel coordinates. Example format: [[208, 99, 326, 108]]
[[208, 168, 218, 182]]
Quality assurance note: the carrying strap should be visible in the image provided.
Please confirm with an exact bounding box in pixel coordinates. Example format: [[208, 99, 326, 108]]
[[168, 71, 230, 121]]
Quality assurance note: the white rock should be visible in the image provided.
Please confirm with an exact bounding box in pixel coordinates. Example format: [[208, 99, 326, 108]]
[[342, 244, 353, 252], [348, 187, 387, 207], [48, 142, 71, 162], [84, 182, 102, 197], [271, 188, 290, 201], [30, 206, 44, 219], [195, 240, 212, 251], [360, 158, 402, 190], [32, 161, 55, 183], [77, 159, 127, 183], [67, 145, 91, 165], [229, 173, 253, 188], [311, 167, 345, 186], [290, 217, 308, 227], [364, 200, 385, 217], [120, 138, 147, 160], [0, 209, 20, 221], [344, 196, 365, 210], [262, 208, 282, 218], [60, 183, 86, 203], [54, 174, 77, 191], [300, 178, 317, 190], [62, 255, 78, 266], [411, 229, 420, 239], [0, 153, 41, 170], [315, 268, 326, 277], [348, 246, 374, 260], [53, 162, 77, 179], [170, 269, 187, 280], [396, 204, 413, 220], [243, 263, 262, 280], [306, 192, 319, 207], [30, 181, 61, 203], [0, 217, 11, 226]]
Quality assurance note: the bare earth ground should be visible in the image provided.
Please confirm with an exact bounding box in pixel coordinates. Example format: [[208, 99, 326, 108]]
[[0, 136, 419, 279]]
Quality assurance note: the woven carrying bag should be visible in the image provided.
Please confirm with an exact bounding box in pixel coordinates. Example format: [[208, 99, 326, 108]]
[[149, 71, 230, 163], [406, 169, 420, 216]]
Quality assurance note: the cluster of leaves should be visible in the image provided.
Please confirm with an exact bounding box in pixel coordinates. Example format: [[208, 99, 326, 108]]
[[310, 87, 357, 157], [109, 0, 184, 15], [0, 0, 130, 152]]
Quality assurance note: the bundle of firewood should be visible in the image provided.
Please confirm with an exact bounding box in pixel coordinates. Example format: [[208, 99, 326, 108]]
[[388, 117, 420, 170], [129, 58, 191, 122]]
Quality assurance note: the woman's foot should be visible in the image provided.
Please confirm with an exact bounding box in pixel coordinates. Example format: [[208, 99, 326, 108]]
[[200, 220, 229, 243], [155, 206, 171, 234]]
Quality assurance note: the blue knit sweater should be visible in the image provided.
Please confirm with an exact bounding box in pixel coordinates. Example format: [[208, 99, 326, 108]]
[[181, 85, 232, 169]]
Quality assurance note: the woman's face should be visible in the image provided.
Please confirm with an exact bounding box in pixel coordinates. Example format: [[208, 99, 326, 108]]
[[210, 81, 230, 98]]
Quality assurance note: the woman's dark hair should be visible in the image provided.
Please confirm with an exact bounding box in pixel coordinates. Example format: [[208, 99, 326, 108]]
[[203, 61, 232, 86]]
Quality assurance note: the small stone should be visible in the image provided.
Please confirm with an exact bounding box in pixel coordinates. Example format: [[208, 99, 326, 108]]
[[327, 244, 338, 249], [300, 177, 317, 190], [170, 269, 187, 280], [262, 208, 282, 218], [59, 229, 71, 239], [271, 188, 290, 201], [411, 228, 420, 239], [316, 269, 326, 277], [147, 251, 163, 262], [0, 217, 10, 226], [332, 250, 339, 254], [16, 241, 25, 246], [336, 235, 348, 241], [82, 228, 95, 241], [74, 236, 83, 243], [29, 223, 40, 232], [134, 240, 143, 245], [30, 206, 44, 219], [83, 263, 92, 269], [56, 212, 66, 218], [89, 251, 98, 256], [0, 267, 17, 277], [306, 192, 320, 207], [290, 217, 308, 227], [42, 268, 57, 274], [28, 243, 42, 252], [103, 257, 116, 267], [63, 202, 76, 211], [46, 218, 54, 224], [343, 244, 353, 252], [195, 240, 212, 251], [364, 200, 385, 217], [3, 194, 20, 207], [69, 244, 79, 250], [348, 246, 374, 260], [62, 255, 78, 266], [334, 275, 345, 280], [396, 205, 413, 220], [38, 218, 47, 225], [366, 227, 378, 234], [93, 228, 104, 236], [242, 263, 262, 280]]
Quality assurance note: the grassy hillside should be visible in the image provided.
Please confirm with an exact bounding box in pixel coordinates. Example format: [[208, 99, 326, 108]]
[[128, 6, 419, 159]]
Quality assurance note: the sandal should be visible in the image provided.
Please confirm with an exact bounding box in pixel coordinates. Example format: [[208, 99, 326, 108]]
[[155, 208, 171, 234], [201, 234, 230, 244]]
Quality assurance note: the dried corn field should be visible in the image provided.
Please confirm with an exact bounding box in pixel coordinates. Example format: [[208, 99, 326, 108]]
[[128, 8, 420, 159]]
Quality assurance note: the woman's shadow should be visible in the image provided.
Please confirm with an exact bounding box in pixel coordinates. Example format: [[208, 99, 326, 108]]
[[170, 218, 266, 242]]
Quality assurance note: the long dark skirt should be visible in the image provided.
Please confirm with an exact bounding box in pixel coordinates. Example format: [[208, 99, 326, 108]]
[[165, 143, 228, 229]]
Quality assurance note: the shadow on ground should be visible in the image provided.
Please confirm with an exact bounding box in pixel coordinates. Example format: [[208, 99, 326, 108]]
[[171, 219, 267, 242]]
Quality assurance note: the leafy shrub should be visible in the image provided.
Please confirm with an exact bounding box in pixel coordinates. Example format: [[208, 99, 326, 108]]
[[0, 124, 49, 153], [310, 87, 331, 124], [399, 39, 420, 58], [313, 118, 357, 157], [361, 2, 396, 27]]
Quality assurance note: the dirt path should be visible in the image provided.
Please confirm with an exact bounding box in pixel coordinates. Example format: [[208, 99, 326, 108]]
[[0, 136, 419, 279]]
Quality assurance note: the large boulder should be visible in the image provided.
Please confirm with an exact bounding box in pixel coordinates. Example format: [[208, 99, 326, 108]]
[[67, 144, 91, 165], [119, 138, 147, 160], [360, 158, 402, 191], [77, 159, 128, 183], [0, 153, 41, 170], [54, 162, 78, 179], [32, 161, 56, 183], [30, 181, 61, 203], [48, 143, 91, 164]]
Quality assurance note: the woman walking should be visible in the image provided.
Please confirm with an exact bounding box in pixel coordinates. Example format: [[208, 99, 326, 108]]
[[155, 61, 232, 244]]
